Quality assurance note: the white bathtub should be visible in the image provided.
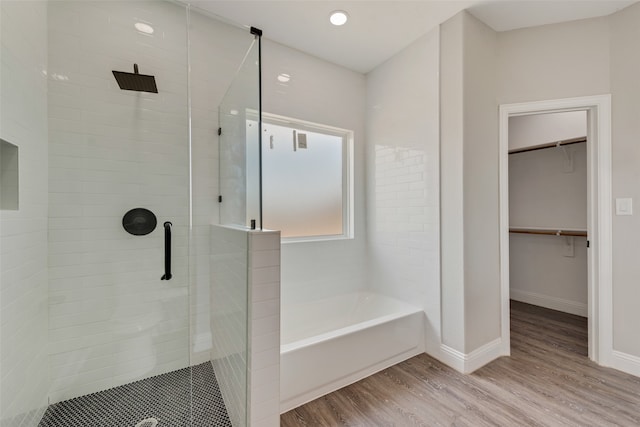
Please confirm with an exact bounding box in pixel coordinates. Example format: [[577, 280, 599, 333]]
[[280, 292, 424, 412]]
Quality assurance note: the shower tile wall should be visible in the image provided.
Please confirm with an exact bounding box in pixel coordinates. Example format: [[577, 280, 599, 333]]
[[365, 29, 441, 345], [247, 231, 281, 427], [46, 1, 191, 403], [209, 226, 281, 427], [0, 1, 50, 425]]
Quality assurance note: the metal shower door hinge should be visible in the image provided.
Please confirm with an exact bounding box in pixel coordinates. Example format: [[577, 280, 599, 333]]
[[218, 195, 222, 203], [218, 127, 222, 136]]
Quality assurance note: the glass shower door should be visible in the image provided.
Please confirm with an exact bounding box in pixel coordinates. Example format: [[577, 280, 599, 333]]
[[40, 1, 194, 425], [1, 1, 259, 426]]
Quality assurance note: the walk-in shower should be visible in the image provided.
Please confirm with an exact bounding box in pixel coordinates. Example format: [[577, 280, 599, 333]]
[[0, 1, 261, 426]]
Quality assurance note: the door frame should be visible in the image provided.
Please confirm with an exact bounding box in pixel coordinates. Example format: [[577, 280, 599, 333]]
[[498, 95, 612, 364]]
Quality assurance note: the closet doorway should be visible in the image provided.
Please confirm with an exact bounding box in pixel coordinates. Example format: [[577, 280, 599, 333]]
[[498, 95, 613, 365]]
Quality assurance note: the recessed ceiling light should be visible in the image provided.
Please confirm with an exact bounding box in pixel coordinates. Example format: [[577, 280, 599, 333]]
[[277, 73, 291, 83], [135, 22, 154, 35], [230, 109, 239, 115], [329, 10, 348, 26]]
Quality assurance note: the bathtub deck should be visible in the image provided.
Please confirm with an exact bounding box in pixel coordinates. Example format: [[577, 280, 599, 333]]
[[281, 301, 640, 427]]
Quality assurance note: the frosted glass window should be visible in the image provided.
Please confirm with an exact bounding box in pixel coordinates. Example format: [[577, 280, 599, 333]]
[[260, 116, 352, 239]]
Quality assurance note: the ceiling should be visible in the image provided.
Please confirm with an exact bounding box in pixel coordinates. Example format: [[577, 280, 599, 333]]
[[189, 0, 636, 74]]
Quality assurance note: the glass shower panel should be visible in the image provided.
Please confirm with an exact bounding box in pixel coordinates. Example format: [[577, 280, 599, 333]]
[[219, 39, 262, 228], [1, 0, 257, 425]]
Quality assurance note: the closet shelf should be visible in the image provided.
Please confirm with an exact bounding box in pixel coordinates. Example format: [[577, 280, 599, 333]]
[[508, 136, 586, 154], [509, 227, 587, 237]]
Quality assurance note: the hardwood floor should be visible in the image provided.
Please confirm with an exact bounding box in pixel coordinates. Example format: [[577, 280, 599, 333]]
[[281, 301, 640, 426]]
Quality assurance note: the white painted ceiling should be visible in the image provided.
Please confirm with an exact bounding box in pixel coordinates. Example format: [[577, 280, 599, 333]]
[[189, 0, 637, 73]]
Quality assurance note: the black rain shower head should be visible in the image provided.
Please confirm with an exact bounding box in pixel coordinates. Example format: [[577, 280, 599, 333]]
[[112, 64, 158, 93]]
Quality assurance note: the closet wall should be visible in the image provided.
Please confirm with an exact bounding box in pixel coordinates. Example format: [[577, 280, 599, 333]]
[[508, 111, 588, 316]]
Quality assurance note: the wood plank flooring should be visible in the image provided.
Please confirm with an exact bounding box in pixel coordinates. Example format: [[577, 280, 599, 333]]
[[281, 301, 640, 426]]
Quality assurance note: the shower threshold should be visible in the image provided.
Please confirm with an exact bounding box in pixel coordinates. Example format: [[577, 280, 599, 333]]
[[38, 362, 231, 427]]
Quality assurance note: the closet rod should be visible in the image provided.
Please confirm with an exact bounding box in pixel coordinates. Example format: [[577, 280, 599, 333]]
[[509, 227, 587, 237], [508, 136, 586, 155]]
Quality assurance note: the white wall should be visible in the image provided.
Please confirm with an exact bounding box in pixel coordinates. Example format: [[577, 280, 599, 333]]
[[261, 39, 367, 307], [46, 0, 191, 402], [509, 113, 588, 228], [509, 113, 588, 316], [0, 1, 50, 426], [365, 29, 440, 349], [496, 15, 610, 105], [439, 12, 466, 353], [440, 11, 501, 356], [509, 111, 587, 151], [610, 2, 640, 359], [509, 234, 588, 315], [509, 144, 587, 228], [461, 12, 500, 353]]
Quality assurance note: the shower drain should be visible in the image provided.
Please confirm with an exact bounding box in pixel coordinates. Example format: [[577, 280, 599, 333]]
[[135, 418, 159, 427]]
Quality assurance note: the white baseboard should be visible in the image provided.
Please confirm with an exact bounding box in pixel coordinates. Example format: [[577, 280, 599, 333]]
[[510, 289, 587, 317], [610, 350, 640, 378], [435, 338, 503, 374]]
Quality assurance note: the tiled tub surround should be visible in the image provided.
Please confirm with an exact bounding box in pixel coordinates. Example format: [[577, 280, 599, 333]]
[[365, 28, 441, 353], [38, 362, 231, 427], [280, 292, 424, 412]]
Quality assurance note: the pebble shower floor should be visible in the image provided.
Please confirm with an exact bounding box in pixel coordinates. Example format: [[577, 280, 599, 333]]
[[38, 362, 232, 427]]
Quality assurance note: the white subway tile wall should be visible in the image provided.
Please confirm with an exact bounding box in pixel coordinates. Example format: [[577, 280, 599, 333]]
[[210, 225, 249, 427], [248, 231, 281, 427], [209, 227, 281, 427], [0, 1, 50, 426], [365, 29, 441, 338], [46, 0, 191, 403]]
